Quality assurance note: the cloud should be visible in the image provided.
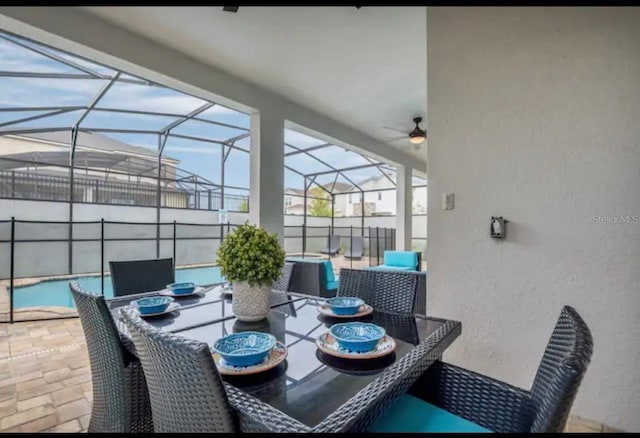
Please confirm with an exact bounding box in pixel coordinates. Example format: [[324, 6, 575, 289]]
[[53, 51, 115, 76], [284, 129, 327, 148], [99, 82, 207, 114], [201, 104, 241, 116], [0, 77, 104, 107], [0, 38, 73, 74], [309, 146, 372, 168], [0, 32, 114, 76], [0, 33, 250, 134]]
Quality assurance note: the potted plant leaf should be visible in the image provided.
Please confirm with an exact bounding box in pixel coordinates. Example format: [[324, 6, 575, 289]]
[[216, 222, 285, 321]]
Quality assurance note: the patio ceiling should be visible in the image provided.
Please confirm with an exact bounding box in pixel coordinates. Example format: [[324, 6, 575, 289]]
[[83, 6, 427, 161]]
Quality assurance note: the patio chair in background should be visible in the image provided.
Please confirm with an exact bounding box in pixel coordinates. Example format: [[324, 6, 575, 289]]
[[338, 268, 417, 314], [109, 258, 175, 297], [272, 261, 297, 316], [272, 262, 294, 292], [319, 235, 341, 256], [69, 282, 153, 433], [372, 305, 593, 433], [286, 258, 338, 298], [369, 250, 419, 271], [344, 236, 364, 260]]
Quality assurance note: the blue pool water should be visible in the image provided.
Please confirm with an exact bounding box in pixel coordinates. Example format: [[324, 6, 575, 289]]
[[14, 266, 223, 309]]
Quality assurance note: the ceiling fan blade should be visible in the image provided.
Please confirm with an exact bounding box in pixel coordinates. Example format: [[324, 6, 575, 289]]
[[382, 126, 408, 135], [377, 135, 406, 143], [368, 135, 408, 148]]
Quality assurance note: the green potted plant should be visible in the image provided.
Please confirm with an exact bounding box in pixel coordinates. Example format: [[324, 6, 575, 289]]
[[216, 222, 285, 321]]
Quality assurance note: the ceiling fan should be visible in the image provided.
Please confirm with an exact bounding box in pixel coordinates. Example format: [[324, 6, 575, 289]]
[[378, 117, 427, 150]]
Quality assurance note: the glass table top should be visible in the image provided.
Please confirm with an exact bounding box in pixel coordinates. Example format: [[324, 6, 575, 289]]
[[174, 297, 448, 427]]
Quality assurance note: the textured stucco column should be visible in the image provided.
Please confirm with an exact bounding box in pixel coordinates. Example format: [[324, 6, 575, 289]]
[[395, 165, 412, 250], [249, 110, 284, 242]]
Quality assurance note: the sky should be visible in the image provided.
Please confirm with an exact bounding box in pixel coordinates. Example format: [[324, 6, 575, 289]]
[[0, 32, 427, 193]]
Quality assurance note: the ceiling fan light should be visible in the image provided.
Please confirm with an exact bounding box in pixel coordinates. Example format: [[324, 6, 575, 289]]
[[409, 125, 427, 144], [409, 134, 426, 145]]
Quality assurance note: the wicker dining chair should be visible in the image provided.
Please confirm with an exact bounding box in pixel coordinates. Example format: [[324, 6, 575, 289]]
[[109, 257, 175, 297], [387, 305, 593, 433], [272, 262, 297, 316], [272, 262, 294, 292], [338, 268, 418, 314], [69, 282, 153, 433], [119, 307, 238, 433]]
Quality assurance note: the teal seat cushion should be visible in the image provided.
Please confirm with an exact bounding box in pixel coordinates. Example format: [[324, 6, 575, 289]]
[[370, 394, 491, 433], [370, 265, 414, 271], [322, 261, 337, 290], [383, 251, 418, 269]]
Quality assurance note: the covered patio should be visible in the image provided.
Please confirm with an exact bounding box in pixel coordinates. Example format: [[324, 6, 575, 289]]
[[0, 5, 638, 434]]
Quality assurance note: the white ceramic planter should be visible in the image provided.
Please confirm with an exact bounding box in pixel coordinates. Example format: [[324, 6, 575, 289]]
[[232, 281, 271, 322]]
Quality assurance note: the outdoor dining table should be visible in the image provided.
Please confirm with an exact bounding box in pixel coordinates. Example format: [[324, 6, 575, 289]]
[[107, 284, 462, 433]]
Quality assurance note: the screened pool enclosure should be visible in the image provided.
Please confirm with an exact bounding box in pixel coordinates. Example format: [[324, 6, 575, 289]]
[[0, 31, 427, 323]]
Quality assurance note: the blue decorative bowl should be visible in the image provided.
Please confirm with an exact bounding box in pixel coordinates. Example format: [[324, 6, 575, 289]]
[[325, 297, 365, 315], [167, 282, 196, 295], [211, 332, 277, 367], [134, 296, 174, 315], [330, 322, 386, 353]]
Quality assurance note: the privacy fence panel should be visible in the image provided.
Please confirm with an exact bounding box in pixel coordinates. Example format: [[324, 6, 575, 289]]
[[0, 220, 10, 280], [174, 223, 221, 267], [1, 218, 398, 324], [13, 220, 70, 278]]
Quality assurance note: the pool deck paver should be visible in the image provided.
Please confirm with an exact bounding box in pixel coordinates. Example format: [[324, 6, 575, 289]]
[[0, 318, 90, 433]]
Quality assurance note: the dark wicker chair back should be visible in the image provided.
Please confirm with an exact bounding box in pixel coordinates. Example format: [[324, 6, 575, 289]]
[[109, 258, 175, 296], [370, 311, 420, 345], [69, 281, 153, 433], [338, 268, 417, 314], [529, 305, 593, 432], [120, 308, 237, 433], [273, 262, 294, 292]]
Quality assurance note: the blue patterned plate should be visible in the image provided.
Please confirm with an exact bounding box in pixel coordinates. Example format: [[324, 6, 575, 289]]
[[316, 332, 396, 360], [212, 342, 287, 376]]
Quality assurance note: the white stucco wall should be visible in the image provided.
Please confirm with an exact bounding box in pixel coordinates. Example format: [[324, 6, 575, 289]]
[[427, 7, 640, 431]]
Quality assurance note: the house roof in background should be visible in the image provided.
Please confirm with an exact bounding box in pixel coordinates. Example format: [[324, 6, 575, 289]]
[[12, 131, 178, 163]]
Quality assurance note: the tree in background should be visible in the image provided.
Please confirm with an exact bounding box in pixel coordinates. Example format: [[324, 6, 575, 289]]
[[238, 199, 249, 212], [308, 186, 332, 217]]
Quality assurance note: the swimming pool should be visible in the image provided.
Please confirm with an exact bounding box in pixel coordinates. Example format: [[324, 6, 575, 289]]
[[13, 266, 223, 309]]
